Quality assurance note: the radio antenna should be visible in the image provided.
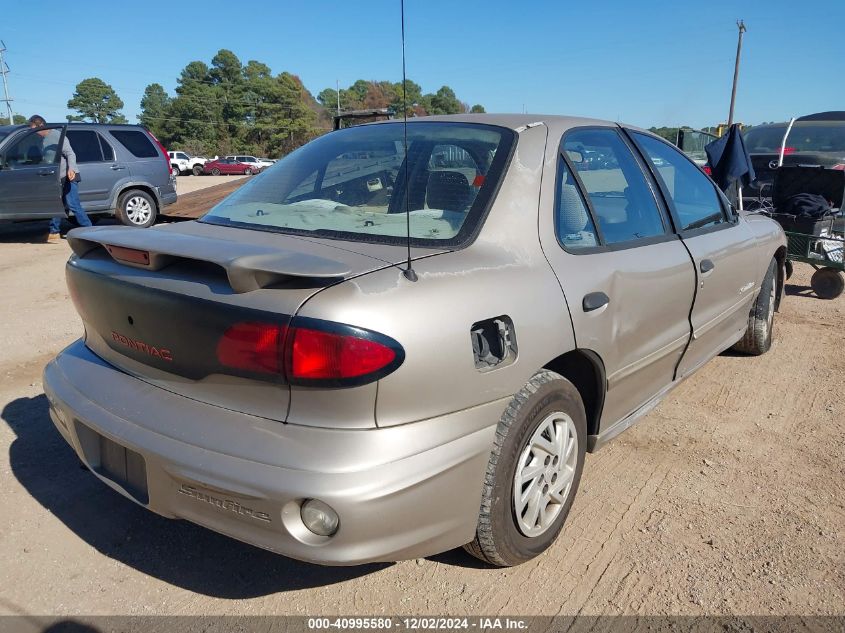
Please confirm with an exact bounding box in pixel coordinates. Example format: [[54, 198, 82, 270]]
[[400, 0, 417, 282]]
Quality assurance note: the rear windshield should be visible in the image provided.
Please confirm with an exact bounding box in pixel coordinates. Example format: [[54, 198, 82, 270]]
[[745, 123, 845, 153], [201, 122, 515, 246]]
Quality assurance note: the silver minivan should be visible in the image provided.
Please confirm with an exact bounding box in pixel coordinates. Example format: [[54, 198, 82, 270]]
[[0, 123, 177, 228]]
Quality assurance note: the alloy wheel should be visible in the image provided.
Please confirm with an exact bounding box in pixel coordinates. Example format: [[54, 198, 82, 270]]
[[513, 411, 578, 537], [125, 196, 153, 226]]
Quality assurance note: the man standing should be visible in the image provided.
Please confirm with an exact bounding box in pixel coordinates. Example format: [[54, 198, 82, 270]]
[[27, 115, 92, 243]]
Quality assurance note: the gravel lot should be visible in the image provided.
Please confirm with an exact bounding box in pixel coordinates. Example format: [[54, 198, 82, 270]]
[[0, 187, 842, 617]]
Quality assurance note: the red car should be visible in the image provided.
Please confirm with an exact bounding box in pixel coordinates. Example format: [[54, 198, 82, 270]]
[[203, 157, 260, 176]]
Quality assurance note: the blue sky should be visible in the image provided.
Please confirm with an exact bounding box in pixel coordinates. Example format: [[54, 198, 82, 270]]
[[2, 0, 842, 129]]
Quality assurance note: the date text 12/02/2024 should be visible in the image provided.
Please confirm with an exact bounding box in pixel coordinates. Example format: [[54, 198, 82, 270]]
[[307, 618, 528, 630]]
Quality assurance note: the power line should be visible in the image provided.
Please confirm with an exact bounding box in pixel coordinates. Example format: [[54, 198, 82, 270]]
[[0, 40, 14, 122]]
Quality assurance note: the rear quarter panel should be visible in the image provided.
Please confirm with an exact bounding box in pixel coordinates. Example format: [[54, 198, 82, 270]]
[[741, 211, 787, 284], [293, 124, 578, 427]]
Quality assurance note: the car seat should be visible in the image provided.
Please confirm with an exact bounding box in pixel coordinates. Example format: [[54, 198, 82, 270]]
[[26, 145, 43, 165], [559, 184, 597, 247], [426, 170, 471, 211]]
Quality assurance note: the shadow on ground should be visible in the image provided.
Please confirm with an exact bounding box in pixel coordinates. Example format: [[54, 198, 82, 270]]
[[785, 282, 817, 298], [2, 394, 390, 597]]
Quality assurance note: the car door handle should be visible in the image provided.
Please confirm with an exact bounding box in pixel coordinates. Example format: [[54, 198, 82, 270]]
[[110, 165, 126, 171], [700, 259, 715, 274], [37, 168, 56, 176], [583, 292, 610, 312]]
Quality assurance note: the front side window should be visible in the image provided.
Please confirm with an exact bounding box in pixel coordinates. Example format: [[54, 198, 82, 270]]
[[0, 126, 64, 168], [563, 128, 666, 244], [633, 132, 726, 231], [202, 122, 514, 246], [176, 152, 190, 160]]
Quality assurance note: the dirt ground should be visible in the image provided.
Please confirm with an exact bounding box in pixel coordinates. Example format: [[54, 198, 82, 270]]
[[0, 192, 842, 617]]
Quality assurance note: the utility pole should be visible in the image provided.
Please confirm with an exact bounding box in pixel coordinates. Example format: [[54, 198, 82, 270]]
[[0, 40, 14, 124], [336, 79, 340, 115], [727, 20, 746, 128]]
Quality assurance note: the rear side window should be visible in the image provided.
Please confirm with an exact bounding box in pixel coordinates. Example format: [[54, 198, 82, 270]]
[[99, 135, 115, 161], [556, 156, 599, 250], [563, 128, 666, 245], [109, 130, 158, 158], [67, 130, 116, 162], [67, 130, 102, 162], [633, 132, 726, 232]]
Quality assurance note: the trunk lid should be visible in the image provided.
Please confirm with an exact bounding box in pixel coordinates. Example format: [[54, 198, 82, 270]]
[[65, 221, 423, 422]]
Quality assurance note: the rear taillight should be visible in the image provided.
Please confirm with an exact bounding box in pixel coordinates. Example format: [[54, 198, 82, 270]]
[[782, 147, 796, 156], [702, 165, 712, 176], [289, 326, 397, 381], [832, 164, 845, 171], [215, 319, 403, 387], [217, 322, 286, 375]]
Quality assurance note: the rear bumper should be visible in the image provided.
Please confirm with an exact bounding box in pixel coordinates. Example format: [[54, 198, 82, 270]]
[[43, 340, 504, 565], [157, 188, 177, 208]]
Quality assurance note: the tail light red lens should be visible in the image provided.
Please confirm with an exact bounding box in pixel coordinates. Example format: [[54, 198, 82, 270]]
[[702, 165, 712, 176], [782, 147, 796, 156], [216, 319, 403, 386], [217, 322, 286, 375], [832, 164, 845, 171], [289, 326, 397, 381]]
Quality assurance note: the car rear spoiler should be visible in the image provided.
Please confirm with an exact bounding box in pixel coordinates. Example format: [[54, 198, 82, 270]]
[[66, 226, 351, 293]]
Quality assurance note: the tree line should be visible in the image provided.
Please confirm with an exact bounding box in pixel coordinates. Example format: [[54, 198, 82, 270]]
[[53, 49, 484, 158]]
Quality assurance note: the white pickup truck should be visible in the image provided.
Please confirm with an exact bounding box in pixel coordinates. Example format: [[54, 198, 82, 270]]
[[168, 151, 208, 176]]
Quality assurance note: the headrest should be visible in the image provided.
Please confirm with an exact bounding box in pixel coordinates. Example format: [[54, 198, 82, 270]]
[[426, 171, 471, 211]]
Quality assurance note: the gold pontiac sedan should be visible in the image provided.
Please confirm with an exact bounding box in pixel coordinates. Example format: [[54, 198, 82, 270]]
[[44, 114, 786, 566]]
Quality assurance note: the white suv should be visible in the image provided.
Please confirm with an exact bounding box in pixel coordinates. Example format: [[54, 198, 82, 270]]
[[168, 151, 207, 176], [225, 155, 274, 171]]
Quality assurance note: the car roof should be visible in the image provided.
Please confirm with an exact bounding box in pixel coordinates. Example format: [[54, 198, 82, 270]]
[[748, 119, 845, 130], [356, 113, 655, 138]]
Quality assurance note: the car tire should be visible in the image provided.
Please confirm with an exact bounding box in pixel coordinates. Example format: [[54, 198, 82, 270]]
[[732, 257, 777, 355], [464, 369, 587, 567], [811, 267, 844, 300], [211, 167, 221, 176], [244, 167, 253, 176], [115, 189, 157, 228], [192, 164, 203, 176], [171, 165, 180, 176]]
